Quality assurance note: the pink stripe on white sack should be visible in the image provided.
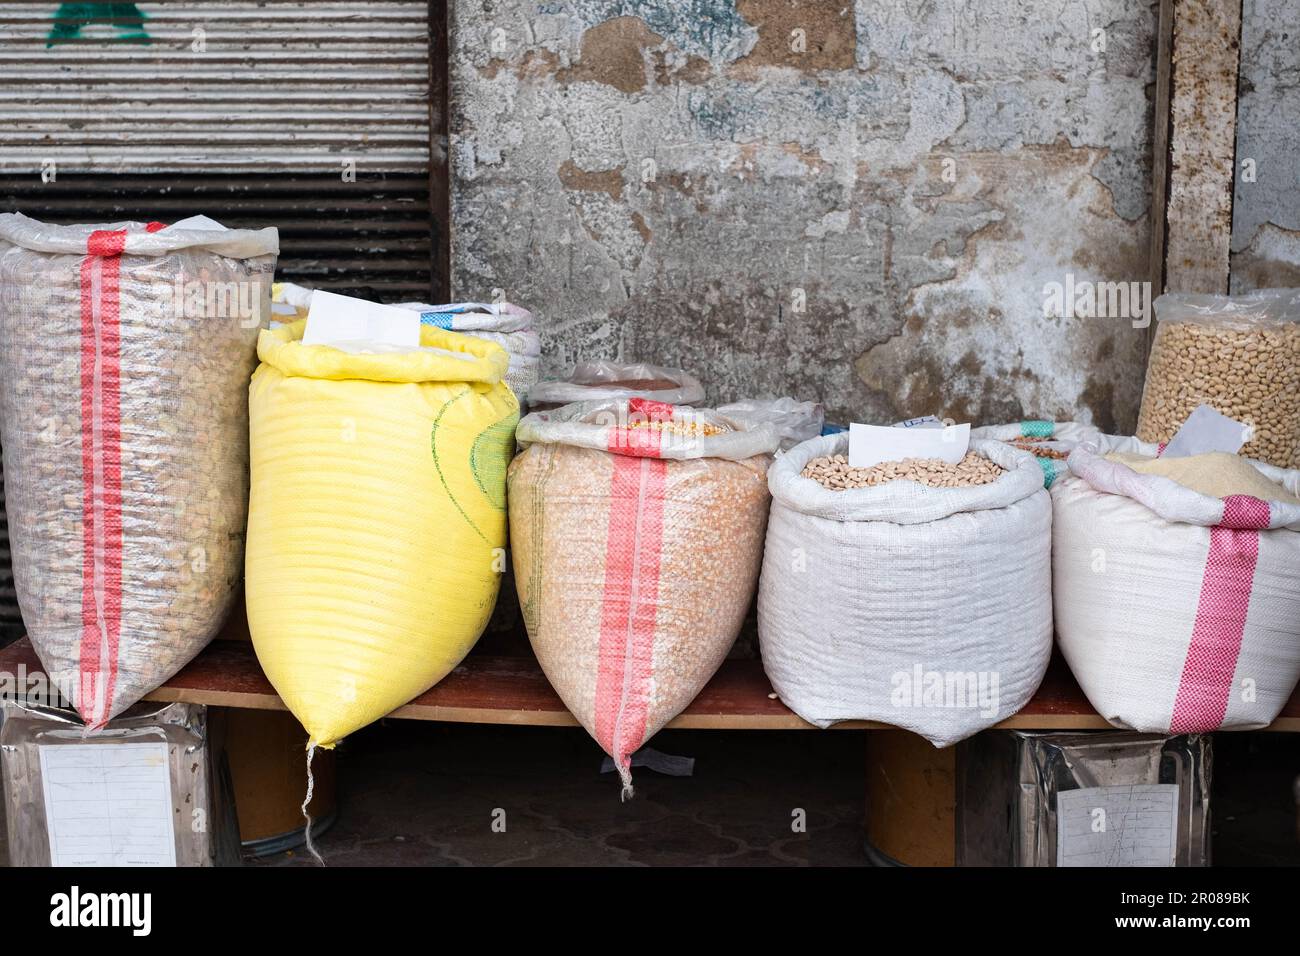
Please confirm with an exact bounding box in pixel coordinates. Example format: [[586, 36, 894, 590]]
[[1169, 495, 1271, 732]]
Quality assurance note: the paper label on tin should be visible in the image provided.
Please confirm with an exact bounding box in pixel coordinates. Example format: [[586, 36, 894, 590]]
[[1056, 784, 1179, 867], [39, 743, 176, 867]]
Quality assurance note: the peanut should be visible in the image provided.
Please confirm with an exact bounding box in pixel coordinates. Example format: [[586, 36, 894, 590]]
[[800, 452, 1005, 490]]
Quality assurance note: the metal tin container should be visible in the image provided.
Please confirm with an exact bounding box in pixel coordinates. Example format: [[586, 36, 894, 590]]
[[957, 731, 1211, 866], [0, 700, 238, 867]]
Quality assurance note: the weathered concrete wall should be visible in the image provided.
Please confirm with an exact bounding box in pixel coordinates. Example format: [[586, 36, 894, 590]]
[[1230, 0, 1300, 292], [450, 1, 1157, 431]]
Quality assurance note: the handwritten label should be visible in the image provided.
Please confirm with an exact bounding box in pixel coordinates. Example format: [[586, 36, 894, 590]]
[[1056, 784, 1179, 867], [39, 743, 176, 867]]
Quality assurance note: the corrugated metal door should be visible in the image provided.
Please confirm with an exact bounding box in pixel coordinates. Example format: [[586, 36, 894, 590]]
[[0, 0, 442, 297]]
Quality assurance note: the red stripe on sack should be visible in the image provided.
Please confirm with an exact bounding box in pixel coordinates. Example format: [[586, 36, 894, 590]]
[[607, 409, 664, 459], [1169, 496, 1271, 733], [1157, 441, 1168, 456], [78, 229, 128, 728], [144, 221, 167, 233], [609, 428, 664, 458], [628, 396, 676, 421], [593, 455, 668, 774], [78, 250, 101, 718], [608, 398, 675, 458], [87, 230, 127, 257]]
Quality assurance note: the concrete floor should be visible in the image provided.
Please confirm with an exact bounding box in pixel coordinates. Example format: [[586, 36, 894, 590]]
[[249, 722, 870, 867], [246, 724, 1300, 868], [1208, 734, 1300, 866]]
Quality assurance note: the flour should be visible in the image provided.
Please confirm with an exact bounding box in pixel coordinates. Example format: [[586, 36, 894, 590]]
[[1104, 451, 1300, 503]]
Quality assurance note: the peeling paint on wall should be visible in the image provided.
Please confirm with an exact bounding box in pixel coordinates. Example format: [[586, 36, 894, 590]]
[[450, 0, 1158, 429], [1230, 0, 1300, 293]]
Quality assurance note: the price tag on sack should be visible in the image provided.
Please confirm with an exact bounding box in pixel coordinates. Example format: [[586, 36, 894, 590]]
[[848, 421, 970, 469], [303, 290, 421, 351], [1162, 404, 1248, 458]]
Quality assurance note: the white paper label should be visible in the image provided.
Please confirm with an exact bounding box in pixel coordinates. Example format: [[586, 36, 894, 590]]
[[39, 743, 177, 867], [1056, 784, 1179, 867], [1162, 404, 1248, 459], [302, 290, 421, 351], [848, 421, 971, 469]]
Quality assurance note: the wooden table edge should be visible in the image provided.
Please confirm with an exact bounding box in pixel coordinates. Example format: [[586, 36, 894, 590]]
[[140, 687, 1300, 732]]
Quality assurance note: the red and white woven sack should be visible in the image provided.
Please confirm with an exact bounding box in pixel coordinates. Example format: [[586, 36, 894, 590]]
[[1054, 438, 1300, 732], [0, 213, 276, 728], [508, 398, 781, 795]]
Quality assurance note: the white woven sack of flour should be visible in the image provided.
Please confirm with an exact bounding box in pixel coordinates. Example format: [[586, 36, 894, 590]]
[[1054, 438, 1300, 733], [757, 434, 1053, 747]]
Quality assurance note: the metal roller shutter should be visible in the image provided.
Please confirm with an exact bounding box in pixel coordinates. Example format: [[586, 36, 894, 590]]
[[0, 0, 441, 298], [0, 2, 444, 639], [0, 171, 437, 296]]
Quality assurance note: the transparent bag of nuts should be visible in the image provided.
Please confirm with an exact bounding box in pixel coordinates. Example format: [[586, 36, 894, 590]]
[[1136, 290, 1300, 468], [0, 212, 277, 728]]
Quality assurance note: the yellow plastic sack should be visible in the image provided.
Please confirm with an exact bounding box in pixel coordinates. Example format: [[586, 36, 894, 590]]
[[246, 319, 518, 747]]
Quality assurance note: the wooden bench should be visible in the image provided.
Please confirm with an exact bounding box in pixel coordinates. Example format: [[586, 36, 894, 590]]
[[3, 626, 1298, 732]]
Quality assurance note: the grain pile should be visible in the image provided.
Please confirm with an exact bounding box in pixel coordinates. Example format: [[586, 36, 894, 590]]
[[1007, 438, 1070, 460], [0, 213, 276, 727], [1137, 304, 1300, 467], [1104, 451, 1300, 504], [625, 417, 725, 439], [970, 421, 1103, 490], [801, 452, 1005, 490]]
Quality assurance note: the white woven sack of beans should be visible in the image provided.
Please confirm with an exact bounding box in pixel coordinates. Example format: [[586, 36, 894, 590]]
[[758, 434, 1053, 747], [1054, 437, 1300, 733], [971, 420, 1102, 488]]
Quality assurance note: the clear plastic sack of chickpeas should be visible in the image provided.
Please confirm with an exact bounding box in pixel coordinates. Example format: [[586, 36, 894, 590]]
[[1136, 289, 1300, 467], [0, 212, 277, 728]]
